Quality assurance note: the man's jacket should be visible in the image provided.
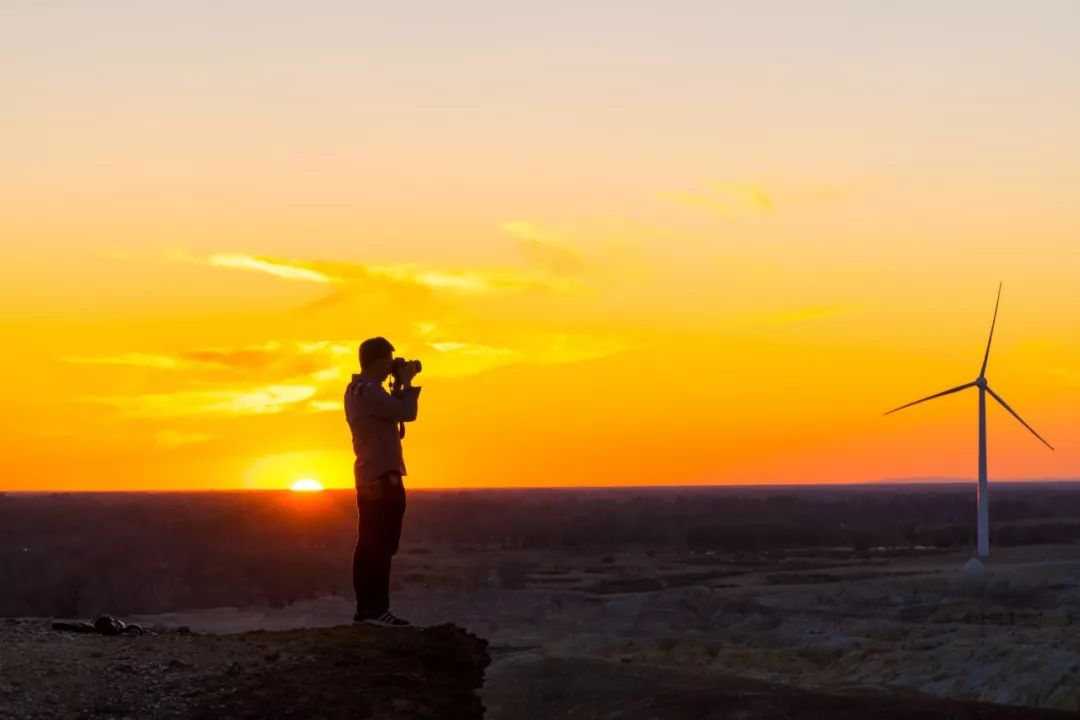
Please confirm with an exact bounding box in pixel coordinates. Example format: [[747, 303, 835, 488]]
[[344, 373, 421, 486]]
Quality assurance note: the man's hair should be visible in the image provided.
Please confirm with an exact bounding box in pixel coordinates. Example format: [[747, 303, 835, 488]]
[[359, 337, 394, 370]]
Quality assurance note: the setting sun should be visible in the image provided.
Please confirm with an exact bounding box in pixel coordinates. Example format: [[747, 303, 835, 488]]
[[289, 478, 324, 493]]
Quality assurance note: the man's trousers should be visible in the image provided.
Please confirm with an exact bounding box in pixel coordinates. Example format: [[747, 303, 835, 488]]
[[353, 472, 407, 617]]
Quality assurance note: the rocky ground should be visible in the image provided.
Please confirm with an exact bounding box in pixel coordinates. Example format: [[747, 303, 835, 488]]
[[3, 616, 1072, 720], [9, 544, 1080, 718], [61, 547, 1078, 718], [483, 654, 1080, 719], [0, 619, 489, 719], [387, 542, 1080, 713]]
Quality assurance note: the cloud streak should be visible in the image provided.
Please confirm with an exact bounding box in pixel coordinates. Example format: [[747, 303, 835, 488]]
[[67, 342, 351, 419], [188, 251, 588, 297], [208, 254, 337, 284], [662, 177, 887, 217], [661, 181, 775, 217], [156, 431, 216, 447], [82, 384, 318, 418], [419, 332, 633, 378], [65, 341, 353, 375], [65, 353, 182, 369], [501, 220, 589, 275]]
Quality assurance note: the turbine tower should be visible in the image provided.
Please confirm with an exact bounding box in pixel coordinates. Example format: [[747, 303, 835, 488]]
[[885, 283, 1054, 562]]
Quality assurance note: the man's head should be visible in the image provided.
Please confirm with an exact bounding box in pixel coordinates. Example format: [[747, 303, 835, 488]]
[[359, 336, 395, 381]]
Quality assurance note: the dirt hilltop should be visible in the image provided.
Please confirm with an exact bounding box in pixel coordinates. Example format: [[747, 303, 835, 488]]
[[0, 619, 489, 719], [4, 613, 1077, 719]]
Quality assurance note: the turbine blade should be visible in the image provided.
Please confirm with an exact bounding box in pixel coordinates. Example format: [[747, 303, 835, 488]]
[[884, 382, 976, 416], [985, 386, 1055, 451], [979, 281, 1003, 377]]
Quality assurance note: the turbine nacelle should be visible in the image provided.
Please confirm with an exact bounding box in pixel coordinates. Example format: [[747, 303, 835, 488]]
[[974, 376, 988, 389]]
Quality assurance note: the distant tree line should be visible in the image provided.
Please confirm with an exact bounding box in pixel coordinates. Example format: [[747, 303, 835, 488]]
[[3, 484, 1080, 617]]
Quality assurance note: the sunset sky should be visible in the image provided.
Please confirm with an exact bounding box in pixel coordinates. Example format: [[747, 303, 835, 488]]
[[3, 2, 1079, 490]]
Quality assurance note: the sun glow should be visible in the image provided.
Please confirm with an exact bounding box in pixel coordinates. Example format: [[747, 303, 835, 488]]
[[289, 478, 324, 492]]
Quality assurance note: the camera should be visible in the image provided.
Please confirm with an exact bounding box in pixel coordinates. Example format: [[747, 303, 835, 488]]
[[391, 357, 422, 381]]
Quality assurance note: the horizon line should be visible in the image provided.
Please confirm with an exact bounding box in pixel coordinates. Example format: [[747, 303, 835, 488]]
[[6, 477, 1080, 494]]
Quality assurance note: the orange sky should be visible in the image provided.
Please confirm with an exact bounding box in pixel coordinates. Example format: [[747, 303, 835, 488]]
[[2, 2, 1079, 490]]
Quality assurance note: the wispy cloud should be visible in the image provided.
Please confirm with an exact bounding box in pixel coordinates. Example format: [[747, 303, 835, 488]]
[[428, 340, 519, 369], [181, 251, 587, 297], [65, 353, 182, 369], [306, 400, 343, 413], [501, 220, 589, 275], [65, 341, 352, 375], [84, 233, 639, 420], [82, 384, 318, 418], [661, 181, 775, 217], [429, 341, 515, 355], [208, 254, 337, 284], [367, 263, 581, 294], [155, 430, 216, 447], [528, 333, 633, 366], [662, 177, 888, 217], [69, 340, 351, 420], [413, 321, 439, 337], [420, 333, 633, 378], [180, 343, 286, 370]]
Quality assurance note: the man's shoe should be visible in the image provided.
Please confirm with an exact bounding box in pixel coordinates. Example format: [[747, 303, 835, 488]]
[[361, 610, 411, 627]]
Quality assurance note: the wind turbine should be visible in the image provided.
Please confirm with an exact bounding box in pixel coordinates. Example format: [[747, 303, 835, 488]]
[[885, 283, 1054, 563]]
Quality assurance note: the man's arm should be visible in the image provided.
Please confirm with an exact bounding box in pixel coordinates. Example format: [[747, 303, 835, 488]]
[[362, 381, 421, 422]]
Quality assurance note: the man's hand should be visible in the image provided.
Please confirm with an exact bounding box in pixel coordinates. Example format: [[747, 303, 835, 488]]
[[393, 366, 419, 393]]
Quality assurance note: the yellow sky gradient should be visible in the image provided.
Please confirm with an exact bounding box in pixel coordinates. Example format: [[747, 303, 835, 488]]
[[2, 2, 1079, 490]]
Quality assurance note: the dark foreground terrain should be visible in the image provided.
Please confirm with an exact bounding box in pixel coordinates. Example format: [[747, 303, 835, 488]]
[[1, 618, 1074, 720], [7, 486, 1080, 716], [0, 620, 489, 719], [485, 655, 1080, 720]]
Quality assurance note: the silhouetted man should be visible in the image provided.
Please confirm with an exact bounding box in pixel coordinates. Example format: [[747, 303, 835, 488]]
[[344, 336, 421, 627]]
